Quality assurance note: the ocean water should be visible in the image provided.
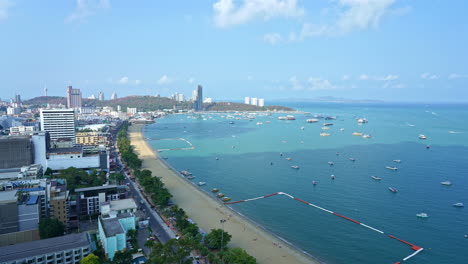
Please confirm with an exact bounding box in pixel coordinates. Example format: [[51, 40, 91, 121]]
[[143, 102, 468, 264]]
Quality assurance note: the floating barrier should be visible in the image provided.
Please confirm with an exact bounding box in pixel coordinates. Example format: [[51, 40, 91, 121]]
[[225, 192, 424, 263], [148, 138, 195, 151]]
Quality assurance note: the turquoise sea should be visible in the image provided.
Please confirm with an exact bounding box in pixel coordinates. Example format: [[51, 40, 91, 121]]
[[143, 102, 468, 264]]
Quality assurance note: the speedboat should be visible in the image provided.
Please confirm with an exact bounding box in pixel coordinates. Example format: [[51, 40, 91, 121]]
[[222, 197, 231, 202], [323, 123, 334, 126], [180, 170, 192, 176], [286, 157, 292, 161], [212, 188, 219, 193], [393, 160, 401, 163], [453, 203, 464, 207], [217, 193, 225, 198], [306, 119, 319, 123], [291, 165, 300, 169], [357, 118, 368, 123], [328, 161, 334, 166], [440, 181, 452, 186], [312, 181, 318, 185], [320, 133, 330, 136], [301, 126, 305, 130], [197, 182, 206, 186], [349, 158, 356, 162], [388, 187, 398, 193], [331, 175, 335, 180], [419, 134, 427, 140], [362, 134, 372, 139], [386, 166, 398, 171], [426, 145, 430, 149], [187, 176, 195, 180], [352, 132, 363, 136], [371, 176, 382, 180], [416, 213, 429, 218]]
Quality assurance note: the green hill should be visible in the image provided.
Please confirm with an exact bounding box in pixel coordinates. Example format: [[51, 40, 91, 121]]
[[23, 96, 295, 112]]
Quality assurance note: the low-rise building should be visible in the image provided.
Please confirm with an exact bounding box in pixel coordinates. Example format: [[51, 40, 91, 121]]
[[75, 185, 128, 217], [47, 179, 69, 228], [0, 232, 92, 264]]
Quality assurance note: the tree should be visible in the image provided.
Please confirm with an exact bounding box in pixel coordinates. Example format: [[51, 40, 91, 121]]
[[148, 239, 192, 264], [112, 250, 133, 264], [204, 229, 231, 250], [39, 218, 65, 239], [80, 253, 100, 264], [223, 248, 257, 264], [44, 167, 53, 176]]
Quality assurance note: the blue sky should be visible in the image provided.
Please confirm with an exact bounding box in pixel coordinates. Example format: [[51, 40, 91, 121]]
[[0, 0, 467, 102]]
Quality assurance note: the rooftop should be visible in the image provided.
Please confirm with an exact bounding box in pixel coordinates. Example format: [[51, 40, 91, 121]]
[[0, 233, 90, 262], [75, 184, 119, 193], [109, 198, 137, 211], [47, 146, 82, 154], [0, 190, 17, 203], [101, 217, 125, 237]]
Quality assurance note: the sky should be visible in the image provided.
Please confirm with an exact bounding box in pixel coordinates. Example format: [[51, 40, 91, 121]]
[[0, 0, 467, 103]]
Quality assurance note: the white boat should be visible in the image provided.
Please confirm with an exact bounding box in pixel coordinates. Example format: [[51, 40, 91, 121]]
[[416, 213, 429, 218], [286, 157, 292, 161], [371, 176, 382, 180], [453, 203, 464, 207], [197, 182, 206, 186], [286, 115, 296, 120], [419, 134, 427, 140], [440, 181, 452, 186], [340, 128, 345, 131], [187, 176, 195, 180], [349, 158, 356, 162], [393, 160, 401, 163], [306, 119, 319, 123], [357, 118, 368, 123], [331, 175, 335, 179], [386, 166, 398, 171], [352, 132, 363, 136], [301, 126, 305, 130], [312, 181, 318, 185], [362, 134, 372, 139], [291, 165, 300, 169], [256, 122, 263, 125], [328, 161, 334, 166], [320, 133, 330, 136], [278, 116, 287, 120]]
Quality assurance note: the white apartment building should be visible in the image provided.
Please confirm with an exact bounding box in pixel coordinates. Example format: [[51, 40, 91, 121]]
[[9, 125, 36, 135], [251, 97, 258, 106], [127, 107, 137, 115], [244, 97, 250, 104], [258, 98, 265, 107], [40, 109, 76, 143]]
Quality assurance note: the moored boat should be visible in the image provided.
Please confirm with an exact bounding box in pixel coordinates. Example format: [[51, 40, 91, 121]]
[[388, 187, 398, 193], [187, 176, 195, 179], [352, 132, 363, 136], [419, 134, 427, 140], [222, 197, 231, 202], [453, 203, 464, 207], [197, 182, 206, 186], [349, 158, 356, 162], [306, 119, 319, 123], [320, 133, 330, 136], [440, 181, 452, 186], [291, 165, 300, 169], [393, 160, 401, 163], [180, 170, 192, 176], [386, 166, 398, 171], [416, 213, 429, 218], [212, 188, 219, 193], [217, 193, 225, 198], [371, 176, 382, 180], [328, 161, 334, 166]]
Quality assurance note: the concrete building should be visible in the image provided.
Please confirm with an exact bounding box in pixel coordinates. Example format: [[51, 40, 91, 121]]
[[47, 179, 69, 227], [66, 86, 82, 109], [258, 98, 265, 107], [0, 136, 33, 169], [75, 185, 128, 217], [192, 85, 203, 111], [75, 132, 108, 146], [127, 107, 137, 115], [40, 109, 76, 144], [0, 191, 18, 235], [6, 107, 21, 116], [111, 92, 117, 100], [251, 97, 258, 106], [244, 97, 250, 105], [98, 91, 104, 101], [0, 232, 92, 264], [9, 125, 36, 136]]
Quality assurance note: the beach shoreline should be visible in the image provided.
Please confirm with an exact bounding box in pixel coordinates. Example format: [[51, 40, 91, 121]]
[[129, 123, 322, 264]]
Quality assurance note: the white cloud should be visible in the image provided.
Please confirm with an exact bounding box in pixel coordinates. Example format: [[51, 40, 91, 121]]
[[135, 80, 141, 85], [342, 75, 350, 80], [448, 73, 468, 79], [421, 73, 438, 80], [359, 74, 399, 81], [290, 76, 302, 90], [263, 32, 282, 45], [118, 76, 129, 84], [66, 0, 110, 23], [213, 0, 304, 28], [0, 0, 13, 21], [289, 0, 402, 41], [188, 77, 195, 84], [157, 75, 172, 85], [359, 74, 370, 80], [308, 77, 335, 90]]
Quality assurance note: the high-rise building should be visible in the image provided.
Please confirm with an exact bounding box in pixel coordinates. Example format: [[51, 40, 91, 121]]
[[244, 97, 250, 104], [251, 97, 258, 106], [44, 86, 48, 96], [0, 136, 33, 169], [15, 93, 21, 104], [40, 109, 76, 143], [192, 85, 203, 111], [66, 86, 82, 108], [258, 98, 265, 107], [111, 91, 117, 100], [98, 91, 104, 101]]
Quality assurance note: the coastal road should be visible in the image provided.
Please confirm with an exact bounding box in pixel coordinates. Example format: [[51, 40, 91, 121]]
[[116, 154, 177, 244]]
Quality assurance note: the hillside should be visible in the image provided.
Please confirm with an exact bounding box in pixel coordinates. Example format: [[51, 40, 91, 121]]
[[23, 96, 295, 112]]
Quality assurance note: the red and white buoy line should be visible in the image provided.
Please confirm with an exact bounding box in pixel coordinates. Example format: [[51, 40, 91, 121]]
[[225, 192, 424, 264]]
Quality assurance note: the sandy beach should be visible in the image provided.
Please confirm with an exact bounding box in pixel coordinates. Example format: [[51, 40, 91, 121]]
[[129, 124, 320, 264]]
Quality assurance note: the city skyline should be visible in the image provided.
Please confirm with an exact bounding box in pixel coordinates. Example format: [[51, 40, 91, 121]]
[[0, 1, 467, 102]]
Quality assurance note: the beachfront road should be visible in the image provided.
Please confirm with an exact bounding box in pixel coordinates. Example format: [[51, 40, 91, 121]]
[[116, 155, 176, 244]]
